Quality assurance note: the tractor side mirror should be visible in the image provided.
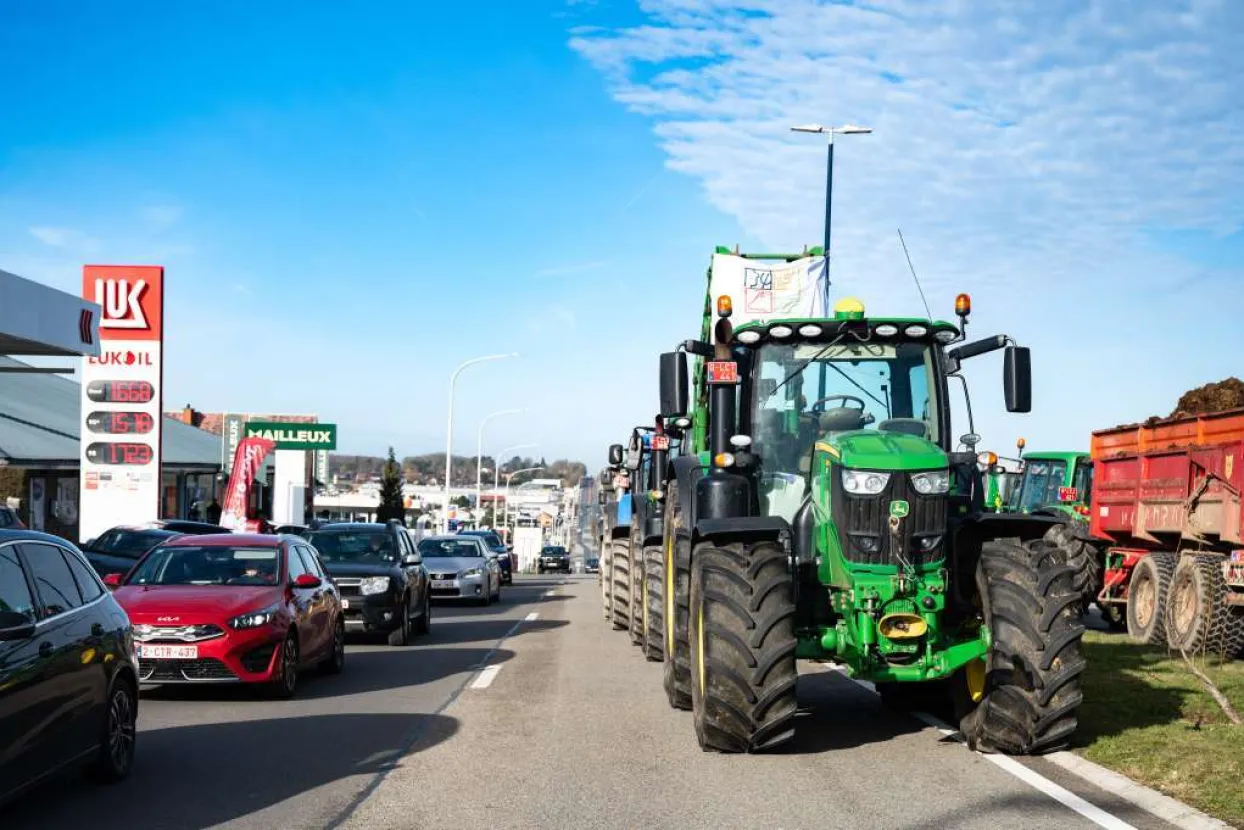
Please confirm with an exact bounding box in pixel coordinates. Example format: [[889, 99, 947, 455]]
[[659, 352, 689, 418], [1004, 346, 1032, 413], [608, 444, 624, 467]]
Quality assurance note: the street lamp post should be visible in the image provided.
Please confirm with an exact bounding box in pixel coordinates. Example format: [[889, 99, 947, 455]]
[[790, 123, 872, 288], [493, 442, 537, 536], [503, 465, 546, 543], [476, 408, 525, 518], [443, 353, 518, 534]]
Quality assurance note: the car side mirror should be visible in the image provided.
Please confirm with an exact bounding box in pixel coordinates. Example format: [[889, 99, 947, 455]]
[[608, 444, 624, 467], [403, 553, 421, 566], [659, 351, 689, 418], [293, 573, 322, 589], [1004, 346, 1032, 413], [0, 612, 36, 640], [102, 572, 123, 589]]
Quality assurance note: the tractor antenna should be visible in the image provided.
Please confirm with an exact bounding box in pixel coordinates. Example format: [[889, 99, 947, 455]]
[[897, 228, 933, 323]]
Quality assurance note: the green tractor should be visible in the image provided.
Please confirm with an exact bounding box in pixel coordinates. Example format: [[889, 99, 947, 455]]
[[653, 250, 1086, 755]]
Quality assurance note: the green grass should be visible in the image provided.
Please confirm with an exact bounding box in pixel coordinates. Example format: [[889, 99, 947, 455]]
[[1074, 631, 1244, 827]]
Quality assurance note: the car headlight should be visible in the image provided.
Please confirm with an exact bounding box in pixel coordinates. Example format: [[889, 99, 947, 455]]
[[463, 568, 484, 578], [910, 470, 951, 495], [842, 469, 890, 495], [230, 604, 281, 630], [360, 576, 391, 595]]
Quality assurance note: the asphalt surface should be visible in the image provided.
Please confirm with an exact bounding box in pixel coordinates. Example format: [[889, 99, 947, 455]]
[[4, 576, 562, 830], [6, 575, 1187, 830]]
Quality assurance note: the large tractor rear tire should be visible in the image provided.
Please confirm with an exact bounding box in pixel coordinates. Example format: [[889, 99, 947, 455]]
[[689, 539, 797, 753], [609, 537, 631, 631], [958, 538, 1085, 755], [1044, 522, 1101, 609], [629, 528, 645, 647], [641, 544, 665, 662], [1126, 551, 1177, 645], [662, 487, 692, 710], [1165, 553, 1244, 658]]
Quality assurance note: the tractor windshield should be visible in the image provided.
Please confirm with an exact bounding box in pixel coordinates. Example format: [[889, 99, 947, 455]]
[[748, 339, 942, 518], [1013, 459, 1068, 512]]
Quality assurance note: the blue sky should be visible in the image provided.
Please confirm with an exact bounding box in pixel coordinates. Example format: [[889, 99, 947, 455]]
[[3, 0, 1243, 466]]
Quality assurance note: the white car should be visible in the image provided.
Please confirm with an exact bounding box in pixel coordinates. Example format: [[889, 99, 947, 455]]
[[418, 535, 502, 605]]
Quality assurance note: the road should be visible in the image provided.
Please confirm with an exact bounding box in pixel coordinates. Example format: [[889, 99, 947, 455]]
[[8, 576, 1186, 830]]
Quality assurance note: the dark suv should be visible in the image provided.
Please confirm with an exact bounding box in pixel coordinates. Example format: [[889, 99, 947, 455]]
[[538, 545, 571, 574], [302, 521, 430, 645], [0, 529, 139, 805], [458, 529, 513, 583], [0, 505, 23, 529]]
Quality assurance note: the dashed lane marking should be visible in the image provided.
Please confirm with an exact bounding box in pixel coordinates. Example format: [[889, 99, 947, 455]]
[[470, 664, 502, 689], [525, 612, 540, 621]]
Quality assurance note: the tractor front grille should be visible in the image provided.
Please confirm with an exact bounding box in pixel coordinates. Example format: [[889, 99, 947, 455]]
[[833, 471, 947, 568]]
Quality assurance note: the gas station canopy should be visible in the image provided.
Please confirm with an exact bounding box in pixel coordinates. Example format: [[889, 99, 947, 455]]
[[0, 268, 101, 358]]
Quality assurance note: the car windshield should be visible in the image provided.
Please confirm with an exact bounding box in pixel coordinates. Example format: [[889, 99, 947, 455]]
[[127, 545, 281, 586], [87, 529, 173, 559], [305, 531, 399, 563], [543, 547, 566, 555], [462, 531, 503, 548], [750, 339, 941, 519], [1014, 460, 1069, 512], [419, 539, 483, 558]]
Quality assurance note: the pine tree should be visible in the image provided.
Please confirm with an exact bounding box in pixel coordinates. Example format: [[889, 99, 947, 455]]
[[376, 447, 405, 524]]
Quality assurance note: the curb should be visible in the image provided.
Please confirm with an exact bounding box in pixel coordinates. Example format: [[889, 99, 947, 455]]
[[1044, 751, 1232, 830]]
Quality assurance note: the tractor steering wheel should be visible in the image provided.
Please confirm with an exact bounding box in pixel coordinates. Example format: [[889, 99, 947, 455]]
[[809, 394, 866, 413]]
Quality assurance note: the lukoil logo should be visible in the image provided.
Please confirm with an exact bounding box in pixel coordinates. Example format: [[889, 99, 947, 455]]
[[94, 277, 149, 330]]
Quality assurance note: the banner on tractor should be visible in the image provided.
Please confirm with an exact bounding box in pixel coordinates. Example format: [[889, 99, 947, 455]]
[[220, 436, 275, 532], [709, 253, 828, 343]]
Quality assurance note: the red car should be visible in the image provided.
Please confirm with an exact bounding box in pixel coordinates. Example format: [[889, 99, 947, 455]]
[[103, 533, 345, 698]]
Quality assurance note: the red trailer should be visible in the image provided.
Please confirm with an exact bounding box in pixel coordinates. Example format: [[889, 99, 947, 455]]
[[1091, 408, 1244, 656]]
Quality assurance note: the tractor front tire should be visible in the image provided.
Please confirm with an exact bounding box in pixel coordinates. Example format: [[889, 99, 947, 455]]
[[610, 538, 631, 631], [629, 531, 645, 648], [642, 544, 665, 662], [1165, 554, 1244, 658], [958, 538, 1085, 755], [689, 539, 797, 753], [662, 486, 692, 710], [1044, 522, 1101, 610], [1126, 551, 1177, 645]]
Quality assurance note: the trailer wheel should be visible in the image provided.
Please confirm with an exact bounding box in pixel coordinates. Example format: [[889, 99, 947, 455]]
[[662, 486, 692, 709], [1043, 522, 1100, 609], [1126, 551, 1177, 645], [689, 539, 797, 753], [958, 538, 1085, 755], [609, 537, 631, 631], [629, 529, 645, 647], [1165, 554, 1244, 657], [641, 544, 665, 662]]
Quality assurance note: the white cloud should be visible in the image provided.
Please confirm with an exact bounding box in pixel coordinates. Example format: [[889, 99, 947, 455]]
[[142, 204, 184, 228], [572, 0, 1244, 450], [28, 226, 99, 250]]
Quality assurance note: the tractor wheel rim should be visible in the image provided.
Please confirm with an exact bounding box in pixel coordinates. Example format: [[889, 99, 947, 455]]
[[1172, 573, 1196, 636], [696, 601, 706, 695], [1135, 575, 1155, 628], [966, 658, 986, 703]]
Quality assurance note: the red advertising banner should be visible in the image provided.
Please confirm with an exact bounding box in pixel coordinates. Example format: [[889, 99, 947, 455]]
[[220, 437, 276, 532]]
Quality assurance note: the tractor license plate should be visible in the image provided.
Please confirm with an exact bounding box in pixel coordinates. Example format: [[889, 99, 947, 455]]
[[1224, 561, 1244, 589], [651, 434, 670, 451], [1058, 486, 1079, 502], [706, 361, 738, 385]]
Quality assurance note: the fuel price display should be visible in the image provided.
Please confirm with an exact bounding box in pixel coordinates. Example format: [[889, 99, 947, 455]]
[[86, 411, 155, 435], [86, 380, 155, 404], [85, 442, 154, 466]]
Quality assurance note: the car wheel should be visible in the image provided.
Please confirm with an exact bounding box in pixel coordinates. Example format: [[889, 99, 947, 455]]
[[389, 597, 412, 646], [321, 617, 345, 675], [90, 676, 137, 783], [270, 632, 300, 699], [413, 591, 431, 635]]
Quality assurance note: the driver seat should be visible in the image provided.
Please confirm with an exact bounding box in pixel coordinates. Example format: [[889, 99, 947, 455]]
[[818, 407, 866, 438]]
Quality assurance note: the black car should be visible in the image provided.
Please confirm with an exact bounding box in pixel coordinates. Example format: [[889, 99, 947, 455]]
[[0, 505, 23, 529], [0, 529, 139, 805], [302, 521, 430, 645], [538, 545, 571, 573], [79, 526, 184, 579], [458, 529, 513, 583]]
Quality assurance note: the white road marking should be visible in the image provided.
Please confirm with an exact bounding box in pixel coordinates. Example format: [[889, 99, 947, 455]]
[[837, 670, 1136, 830], [470, 664, 502, 690], [543, 589, 557, 597], [524, 612, 539, 621]]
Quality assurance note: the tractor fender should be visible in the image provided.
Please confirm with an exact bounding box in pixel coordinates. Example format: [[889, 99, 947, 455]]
[[693, 516, 791, 548], [670, 455, 706, 535]]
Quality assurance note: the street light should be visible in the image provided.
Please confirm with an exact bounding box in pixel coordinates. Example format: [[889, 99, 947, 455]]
[[493, 442, 538, 536], [503, 465, 546, 543], [790, 123, 873, 287], [443, 353, 519, 533], [476, 408, 526, 516]]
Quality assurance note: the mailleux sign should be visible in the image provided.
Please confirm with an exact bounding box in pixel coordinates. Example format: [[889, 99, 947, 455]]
[[244, 421, 337, 451]]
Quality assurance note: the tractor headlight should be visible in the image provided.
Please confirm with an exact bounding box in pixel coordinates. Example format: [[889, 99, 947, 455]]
[[910, 470, 950, 495], [842, 470, 890, 495]]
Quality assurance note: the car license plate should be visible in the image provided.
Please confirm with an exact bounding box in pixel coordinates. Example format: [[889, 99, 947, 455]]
[[341, 599, 350, 609], [432, 580, 456, 589], [138, 644, 198, 660]]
